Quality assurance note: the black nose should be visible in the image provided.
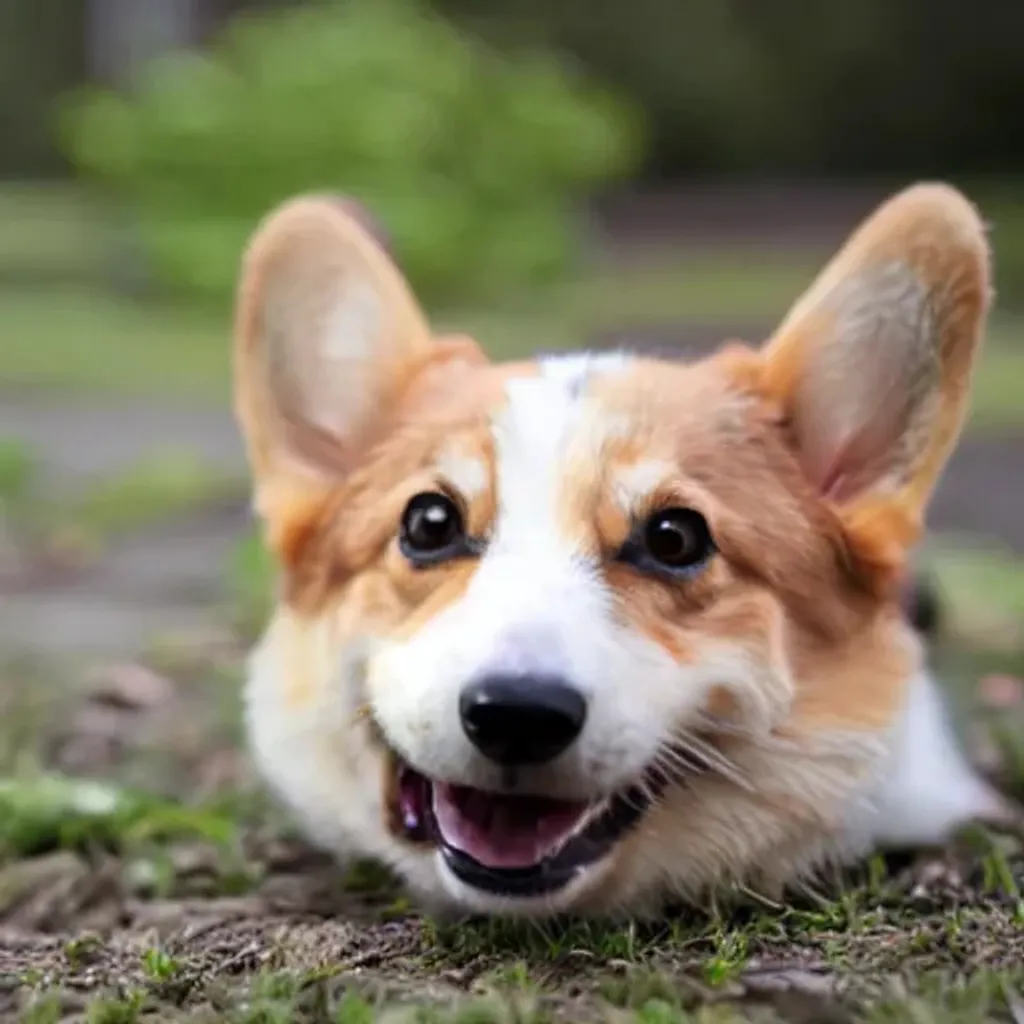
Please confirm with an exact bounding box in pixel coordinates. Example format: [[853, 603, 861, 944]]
[[459, 675, 587, 766]]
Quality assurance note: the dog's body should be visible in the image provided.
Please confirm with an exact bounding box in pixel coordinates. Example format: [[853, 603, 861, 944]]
[[234, 183, 1013, 919]]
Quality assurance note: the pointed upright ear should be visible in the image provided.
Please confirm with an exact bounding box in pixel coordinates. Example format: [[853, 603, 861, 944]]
[[233, 195, 483, 519], [760, 183, 992, 550]]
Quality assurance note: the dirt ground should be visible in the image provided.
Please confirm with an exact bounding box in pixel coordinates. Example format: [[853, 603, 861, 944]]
[[4, 838, 1024, 1023]]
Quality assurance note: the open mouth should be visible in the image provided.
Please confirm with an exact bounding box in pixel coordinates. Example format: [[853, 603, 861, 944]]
[[392, 759, 669, 898]]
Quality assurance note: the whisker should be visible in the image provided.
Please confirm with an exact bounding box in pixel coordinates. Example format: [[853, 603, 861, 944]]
[[656, 749, 708, 779], [659, 731, 755, 793], [691, 713, 753, 740]]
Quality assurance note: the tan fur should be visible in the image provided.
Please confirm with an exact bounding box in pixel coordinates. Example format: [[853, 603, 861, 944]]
[[234, 183, 1007, 919]]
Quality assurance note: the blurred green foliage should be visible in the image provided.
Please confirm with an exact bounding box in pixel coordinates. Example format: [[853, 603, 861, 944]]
[[57, 0, 644, 306], [7, 0, 1024, 182], [442, 0, 1024, 305], [439, 0, 1024, 179], [0, 0, 86, 177], [985, 195, 1024, 313]]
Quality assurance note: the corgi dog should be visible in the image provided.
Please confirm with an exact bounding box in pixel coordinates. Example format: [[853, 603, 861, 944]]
[[234, 182, 1016, 919]]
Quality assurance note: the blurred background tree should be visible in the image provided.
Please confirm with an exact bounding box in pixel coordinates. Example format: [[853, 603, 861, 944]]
[[438, 0, 1024, 180], [7, 0, 1024, 307], [56, 0, 643, 306]]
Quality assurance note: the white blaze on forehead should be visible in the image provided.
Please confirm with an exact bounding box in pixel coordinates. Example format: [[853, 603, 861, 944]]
[[419, 351, 635, 510], [448, 351, 633, 681], [539, 351, 631, 392], [489, 353, 631, 555], [490, 378, 581, 553]]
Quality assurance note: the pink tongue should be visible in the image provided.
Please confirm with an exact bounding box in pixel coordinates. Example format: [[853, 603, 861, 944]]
[[433, 783, 589, 869]]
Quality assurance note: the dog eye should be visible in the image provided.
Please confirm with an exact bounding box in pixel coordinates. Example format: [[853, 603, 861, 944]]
[[643, 508, 713, 569], [619, 507, 714, 577], [400, 491, 467, 565]]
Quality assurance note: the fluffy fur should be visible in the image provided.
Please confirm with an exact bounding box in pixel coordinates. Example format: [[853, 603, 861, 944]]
[[233, 183, 1016, 919]]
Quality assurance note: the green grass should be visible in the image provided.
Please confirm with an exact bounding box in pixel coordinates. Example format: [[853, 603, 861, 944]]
[[66, 448, 244, 541], [0, 286, 230, 400], [0, 247, 811, 404], [0, 441, 245, 562], [554, 248, 822, 324], [0, 182, 105, 287], [0, 772, 243, 862], [0, 437, 38, 504], [0, 282, 1019, 430], [1, 279, 1022, 431], [0, 181, 1022, 433], [223, 530, 275, 640], [926, 538, 1024, 652], [968, 324, 1024, 430], [9, 893, 1024, 1021], [15, 965, 1024, 1022]]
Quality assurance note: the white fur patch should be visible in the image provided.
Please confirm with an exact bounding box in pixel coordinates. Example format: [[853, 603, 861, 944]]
[[435, 447, 488, 501], [864, 668, 1005, 846], [613, 459, 674, 512]]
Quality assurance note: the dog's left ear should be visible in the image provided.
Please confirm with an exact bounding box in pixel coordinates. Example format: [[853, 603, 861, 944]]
[[760, 183, 992, 551]]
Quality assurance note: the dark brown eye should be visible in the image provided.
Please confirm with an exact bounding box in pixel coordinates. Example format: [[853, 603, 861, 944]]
[[643, 508, 713, 569], [619, 507, 714, 577], [400, 492, 466, 565]]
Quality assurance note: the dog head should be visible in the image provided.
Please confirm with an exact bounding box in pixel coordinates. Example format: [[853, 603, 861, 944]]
[[235, 184, 990, 917]]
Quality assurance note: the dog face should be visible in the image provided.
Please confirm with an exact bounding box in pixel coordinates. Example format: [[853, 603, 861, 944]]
[[236, 184, 995, 917]]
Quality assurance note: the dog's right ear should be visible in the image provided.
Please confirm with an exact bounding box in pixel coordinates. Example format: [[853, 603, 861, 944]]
[[759, 183, 991, 558], [233, 195, 483, 528]]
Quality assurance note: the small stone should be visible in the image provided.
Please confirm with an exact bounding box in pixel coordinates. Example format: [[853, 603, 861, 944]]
[[979, 674, 1024, 709], [85, 662, 175, 711]]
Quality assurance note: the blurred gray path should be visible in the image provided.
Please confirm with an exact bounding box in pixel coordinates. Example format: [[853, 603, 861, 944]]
[[0, 394, 244, 487], [1, 335, 1022, 666], [0, 396, 250, 661]]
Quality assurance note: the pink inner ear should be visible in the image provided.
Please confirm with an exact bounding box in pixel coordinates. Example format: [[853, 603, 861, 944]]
[[817, 432, 882, 504], [804, 392, 913, 506], [818, 451, 856, 504]]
